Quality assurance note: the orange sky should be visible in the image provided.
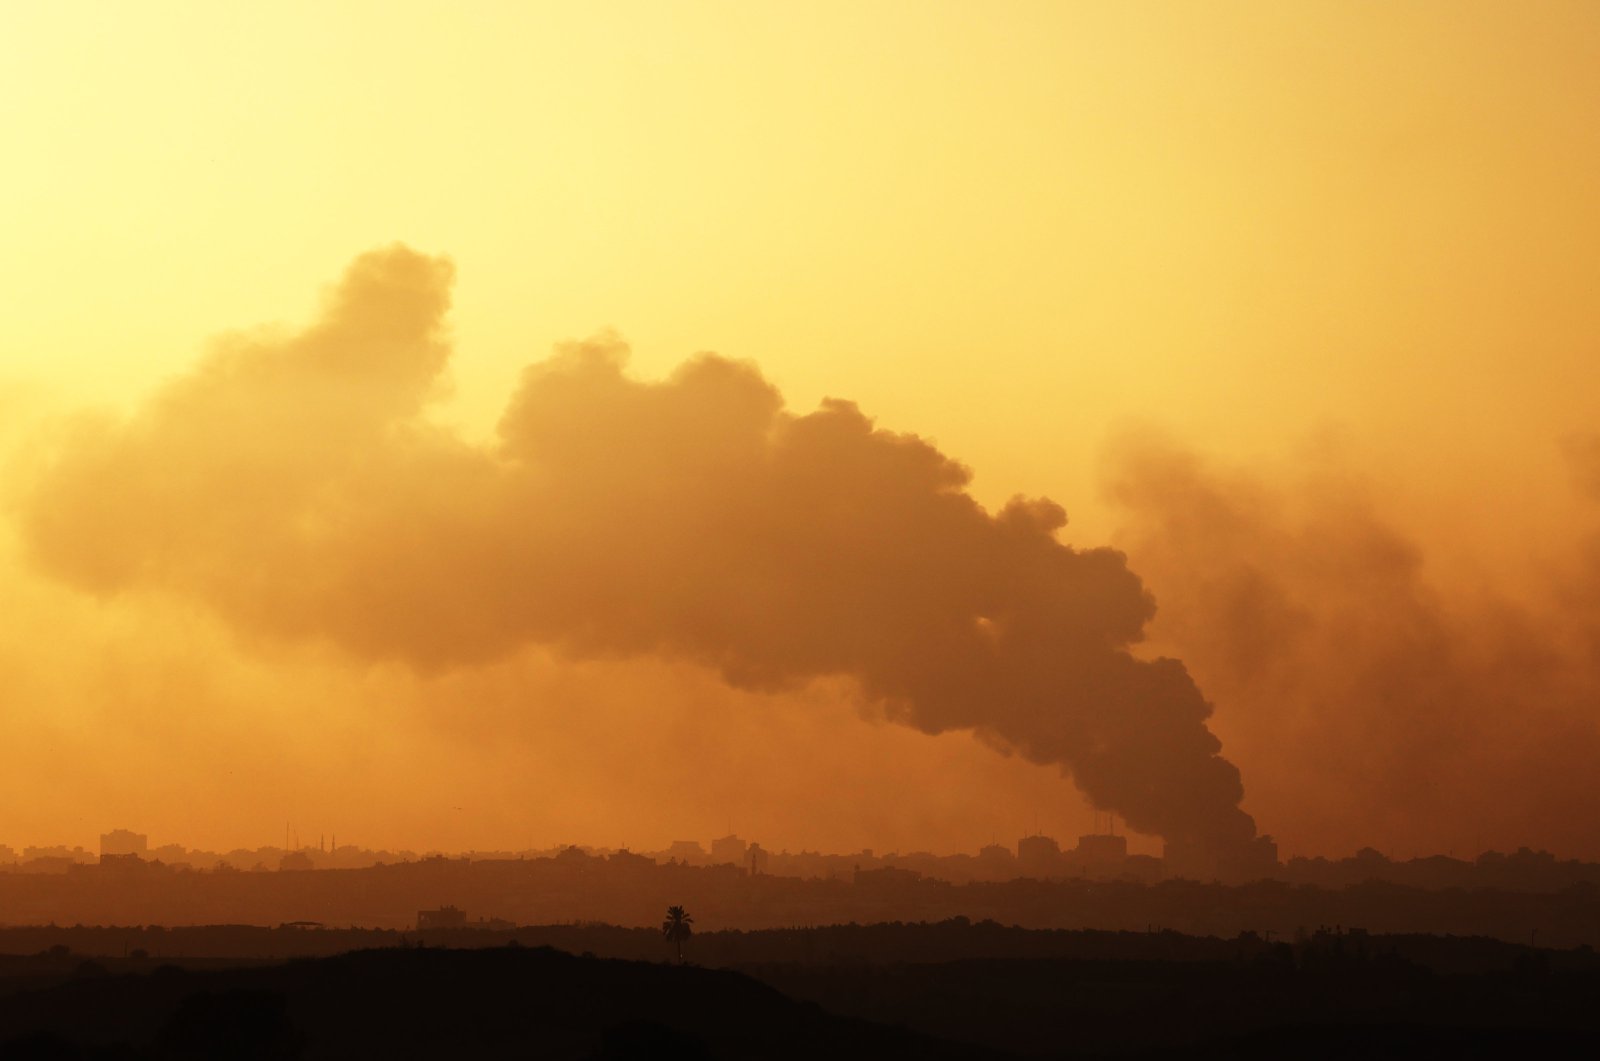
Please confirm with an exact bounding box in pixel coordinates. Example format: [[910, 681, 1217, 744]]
[[2, 2, 1598, 858]]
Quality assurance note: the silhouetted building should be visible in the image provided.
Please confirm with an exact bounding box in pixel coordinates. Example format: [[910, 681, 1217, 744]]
[[23, 845, 94, 864], [749, 843, 769, 876], [149, 843, 191, 866], [1221, 835, 1280, 881], [1017, 834, 1063, 878], [1073, 833, 1128, 877], [666, 840, 707, 865], [710, 835, 748, 866], [608, 849, 656, 869], [417, 905, 468, 930], [96, 852, 149, 872], [99, 829, 148, 858], [977, 843, 1016, 878]]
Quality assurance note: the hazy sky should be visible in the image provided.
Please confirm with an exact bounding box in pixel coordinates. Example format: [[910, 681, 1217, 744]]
[[2, 2, 1598, 859]]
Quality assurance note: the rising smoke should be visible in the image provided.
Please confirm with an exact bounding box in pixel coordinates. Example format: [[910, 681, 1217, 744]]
[[1104, 434, 1600, 857], [18, 246, 1255, 846]]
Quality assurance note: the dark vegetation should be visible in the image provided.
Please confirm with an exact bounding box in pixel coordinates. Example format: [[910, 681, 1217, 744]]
[[0, 923, 1597, 1058], [0, 945, 993, 1060], [6, 855, 1600, 947], [748, 951, 1600, 1057], [4, 917, 1599, 974]]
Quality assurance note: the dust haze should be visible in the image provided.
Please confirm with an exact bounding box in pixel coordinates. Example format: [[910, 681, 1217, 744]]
[[15, 246, 1251, 849], [10, 246, 1600, 858], [1105, 434, 1600, 857]]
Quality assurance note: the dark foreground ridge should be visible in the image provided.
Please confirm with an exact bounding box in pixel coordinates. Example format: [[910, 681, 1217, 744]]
[[0, 945, 987, 1060], [1, 931, 1598, 1059]]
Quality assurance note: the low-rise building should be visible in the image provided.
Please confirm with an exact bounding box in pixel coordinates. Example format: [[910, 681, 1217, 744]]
[[417, 905, 468, 930]]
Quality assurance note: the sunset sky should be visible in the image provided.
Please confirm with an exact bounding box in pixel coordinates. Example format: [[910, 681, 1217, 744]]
[[3, 2, 1599, 860]]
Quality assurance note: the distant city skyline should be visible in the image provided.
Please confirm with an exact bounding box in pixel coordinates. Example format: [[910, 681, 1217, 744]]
[[0, 824, 1577, 874]]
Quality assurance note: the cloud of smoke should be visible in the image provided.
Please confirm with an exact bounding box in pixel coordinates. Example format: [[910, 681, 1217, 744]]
[[17, 245, 1254, 846], [1103, 434, 1600, 858]]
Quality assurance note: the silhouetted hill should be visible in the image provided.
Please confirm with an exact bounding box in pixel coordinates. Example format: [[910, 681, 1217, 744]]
[[2, 933, 1598, 1058], [0, 946, 997, 1059], [749, 953, 1600, 1057]]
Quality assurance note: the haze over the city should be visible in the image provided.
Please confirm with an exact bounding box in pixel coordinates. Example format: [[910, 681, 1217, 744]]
[[3, 1, 1599, 864]]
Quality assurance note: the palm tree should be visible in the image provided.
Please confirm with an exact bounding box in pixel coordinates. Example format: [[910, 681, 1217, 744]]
[[662, 905, 693, 964]]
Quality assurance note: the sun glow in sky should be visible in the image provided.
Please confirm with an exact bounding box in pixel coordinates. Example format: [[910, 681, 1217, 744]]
[[2, 2, 1599, 859]]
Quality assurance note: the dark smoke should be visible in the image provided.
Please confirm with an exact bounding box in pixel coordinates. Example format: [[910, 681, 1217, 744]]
[[20, 245, 1255, 846], [1104, 433, 1600, 858]]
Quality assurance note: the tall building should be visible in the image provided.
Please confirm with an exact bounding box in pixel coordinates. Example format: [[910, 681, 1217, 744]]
[[976, 843, 1017, 879], [100, 829, 148, 858], [1073, 833, 1129, 877], [666, 840, 707, 865], [1016, 834, 1063, 879], [710, 835, 748, 866]]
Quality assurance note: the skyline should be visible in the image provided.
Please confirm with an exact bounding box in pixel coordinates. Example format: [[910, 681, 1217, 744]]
[[3, 819, 1581, 869], [3, 3, 1599, 860]]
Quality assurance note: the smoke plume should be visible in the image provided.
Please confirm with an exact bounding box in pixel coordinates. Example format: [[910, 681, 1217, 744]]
[[1104, 435, 1600, 857], [18, 246, 1254, 846]]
